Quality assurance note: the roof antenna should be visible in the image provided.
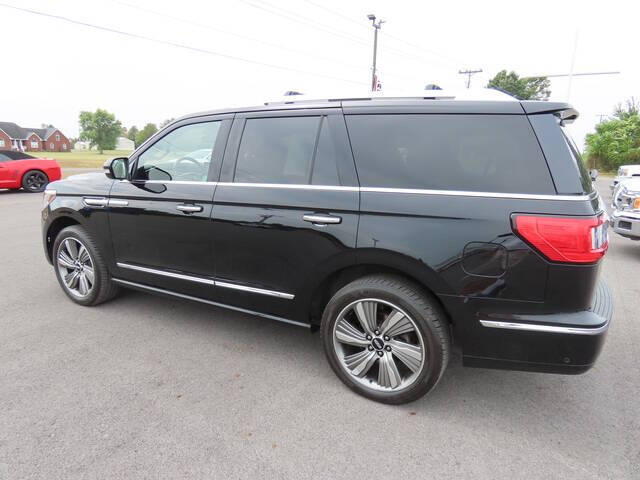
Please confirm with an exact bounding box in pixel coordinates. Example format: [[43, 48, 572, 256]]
[[284, 91, 303, 96], [424, 84, 442, 90]]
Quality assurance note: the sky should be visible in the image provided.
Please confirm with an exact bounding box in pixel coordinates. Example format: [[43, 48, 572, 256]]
[[1, 0, 638, 149]]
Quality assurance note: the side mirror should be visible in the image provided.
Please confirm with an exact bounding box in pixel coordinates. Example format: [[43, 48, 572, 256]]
[[104, 157, 129, 180], [589, 169, 598, 182]]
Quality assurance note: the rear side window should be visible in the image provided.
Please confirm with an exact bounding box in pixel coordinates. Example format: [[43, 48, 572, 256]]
[[234, 116, 342, 185], [345, 114, 555, 194]]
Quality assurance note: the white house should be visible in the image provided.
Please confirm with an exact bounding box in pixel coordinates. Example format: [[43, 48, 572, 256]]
[[116, 136, 134, 150]]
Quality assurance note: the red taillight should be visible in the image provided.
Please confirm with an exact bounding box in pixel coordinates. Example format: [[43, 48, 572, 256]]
[[513, 214, 608, 264]]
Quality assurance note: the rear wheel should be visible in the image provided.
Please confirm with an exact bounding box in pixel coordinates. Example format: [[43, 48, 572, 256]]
[[53, 225, 119, 306], [22, 170, 48, 192], [321, 275, 450, 404]]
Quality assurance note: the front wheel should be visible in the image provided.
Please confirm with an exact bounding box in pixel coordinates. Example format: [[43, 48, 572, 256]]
[[22, 170, 49, 192], [53, 225, 119, 306], [321, 275, 450, 404]]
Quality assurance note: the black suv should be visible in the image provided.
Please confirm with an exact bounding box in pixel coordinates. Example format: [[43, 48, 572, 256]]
[[41, 95, 612, 404]]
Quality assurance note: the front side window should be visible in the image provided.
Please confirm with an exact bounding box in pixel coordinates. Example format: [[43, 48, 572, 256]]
[[0, 153, 9, 161], [346, 114, 555, 194], [134, 122, 221, 182]]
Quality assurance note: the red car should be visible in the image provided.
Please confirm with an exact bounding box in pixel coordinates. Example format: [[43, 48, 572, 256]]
[[0, 150, 61, 192]]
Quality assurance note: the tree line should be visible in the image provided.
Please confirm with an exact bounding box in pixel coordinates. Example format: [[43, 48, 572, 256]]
[[78, 109, 173, 153]]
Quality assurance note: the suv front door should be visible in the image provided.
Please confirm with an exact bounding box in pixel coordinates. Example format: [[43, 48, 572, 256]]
[[211, 109, 359, 321], [109, 115, 231, 298]]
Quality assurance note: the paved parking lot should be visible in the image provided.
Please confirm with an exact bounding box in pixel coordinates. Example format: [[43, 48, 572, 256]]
[[0, 176, 638, 479]]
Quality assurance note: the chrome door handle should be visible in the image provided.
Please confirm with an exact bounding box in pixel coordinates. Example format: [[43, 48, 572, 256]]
[[303, 214, 342, 225], [83, 197, 108, 207], [176, 204, 203, 213]]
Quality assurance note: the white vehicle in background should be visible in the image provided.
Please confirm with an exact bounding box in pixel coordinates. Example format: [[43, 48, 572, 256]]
[[611, 177, 640, 240], [610, 164, 640, 192]]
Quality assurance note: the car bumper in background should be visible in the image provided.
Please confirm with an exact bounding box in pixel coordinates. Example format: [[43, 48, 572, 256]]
[[462, 279, 613, 374], [611, 210, 640, 240]]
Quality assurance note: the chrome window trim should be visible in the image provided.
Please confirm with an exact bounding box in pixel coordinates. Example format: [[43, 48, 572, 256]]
[[479, 318, 609, 335], [116, 262, 295, 299], [215, 281, 294, 299], [117, 262, 215, 285], [112, 278, 307, 328], [115, 179, 596, 201], [360, 187, 596, 202], [217, 182, 359, 192]]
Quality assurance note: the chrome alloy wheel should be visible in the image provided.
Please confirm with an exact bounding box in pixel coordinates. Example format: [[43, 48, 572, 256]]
[[332, 299, 425, 392], [56, 238, 95, 298]]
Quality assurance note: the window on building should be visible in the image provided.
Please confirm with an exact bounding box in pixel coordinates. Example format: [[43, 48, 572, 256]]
[[0, 139, 4, 148], [56, 134, 60, 141], [62, 143, 67, 150], [50, 143, 54, 149], [31, 141, 39, 148]]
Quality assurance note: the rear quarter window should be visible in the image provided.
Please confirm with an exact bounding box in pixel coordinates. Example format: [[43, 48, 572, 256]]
[[345, 114, 555, 194]]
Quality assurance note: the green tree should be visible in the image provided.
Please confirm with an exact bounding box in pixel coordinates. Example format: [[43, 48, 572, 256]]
[[78, 109, 122, 154], [585, 102, 640, 171], [160, 118, 175, 128], [487, 70, 551, 100], [135, 123, 158, 147], [127, 126, 139, 146]]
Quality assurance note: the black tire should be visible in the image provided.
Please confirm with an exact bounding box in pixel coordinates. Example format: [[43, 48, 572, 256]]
[[321, 275, 450, 404], [21, 169, 49, 193], [52, 225, 119, 306]]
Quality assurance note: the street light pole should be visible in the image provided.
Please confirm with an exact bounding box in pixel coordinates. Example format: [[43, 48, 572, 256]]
[[367, 14, 384, 91]]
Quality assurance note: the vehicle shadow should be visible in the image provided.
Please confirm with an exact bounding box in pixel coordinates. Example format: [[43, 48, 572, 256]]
[[110, 288, 603, 415]]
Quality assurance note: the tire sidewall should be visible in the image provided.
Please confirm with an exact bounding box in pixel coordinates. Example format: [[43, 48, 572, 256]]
[[321, 280, 446, 404], [53, 227, 103, 306]]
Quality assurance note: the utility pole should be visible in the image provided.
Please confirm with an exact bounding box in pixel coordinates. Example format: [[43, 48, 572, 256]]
[[367, 14, 384, 91], [458, 68, 482, 88]]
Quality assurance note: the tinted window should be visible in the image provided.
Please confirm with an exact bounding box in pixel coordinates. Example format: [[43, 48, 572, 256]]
[[311, 117, 341, 185], [561, 125, 594, 194], [234, 116, 320, 184], [0, 153, 9, 162], [134, 122, 220, 182], [345, 114, 555, 194], [0, 151, 35, 160]]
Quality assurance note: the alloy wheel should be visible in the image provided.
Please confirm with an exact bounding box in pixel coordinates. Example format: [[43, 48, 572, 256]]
[[25, 171, 47, 192], [332, 298, 425, 392], [56, 238, 95, 298]]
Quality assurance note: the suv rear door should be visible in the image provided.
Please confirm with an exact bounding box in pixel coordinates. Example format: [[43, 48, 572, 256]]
[[211, 108, 359, 321]]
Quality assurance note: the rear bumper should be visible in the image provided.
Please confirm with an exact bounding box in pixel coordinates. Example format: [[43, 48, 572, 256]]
[[611, 210, 640, 240], [462, 279, 612, 374]]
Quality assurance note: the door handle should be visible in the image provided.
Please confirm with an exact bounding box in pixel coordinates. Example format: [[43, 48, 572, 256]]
[[303, 214, 342, 225], [176, 204, 203, 213]]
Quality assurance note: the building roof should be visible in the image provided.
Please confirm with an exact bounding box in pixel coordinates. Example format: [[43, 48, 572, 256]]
[[0, 122, 60, 140]]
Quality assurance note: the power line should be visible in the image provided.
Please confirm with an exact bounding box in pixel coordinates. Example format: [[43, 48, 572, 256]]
[[110, 0, 369, 74], [299, 0, 460, 67], [0, 2, 366, 86]]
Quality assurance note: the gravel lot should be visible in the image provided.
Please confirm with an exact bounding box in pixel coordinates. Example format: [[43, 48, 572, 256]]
[[0, 176, 638, 479]]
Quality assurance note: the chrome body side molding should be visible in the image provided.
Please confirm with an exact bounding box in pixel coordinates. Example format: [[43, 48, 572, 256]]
[[479, 318, 609, 335], [116, 262, 295, 299], [112, 278, 307, 328]]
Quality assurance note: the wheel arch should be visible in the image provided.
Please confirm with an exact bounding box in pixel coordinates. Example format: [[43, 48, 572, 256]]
[[305, 250, 455, 329], [45, 214, 82, 263]]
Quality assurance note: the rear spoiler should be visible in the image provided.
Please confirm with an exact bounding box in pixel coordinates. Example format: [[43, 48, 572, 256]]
[[520, 101, 579, 124]]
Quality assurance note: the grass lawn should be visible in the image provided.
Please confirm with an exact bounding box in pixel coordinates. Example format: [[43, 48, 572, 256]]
[[44, 150, 133, 169]]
